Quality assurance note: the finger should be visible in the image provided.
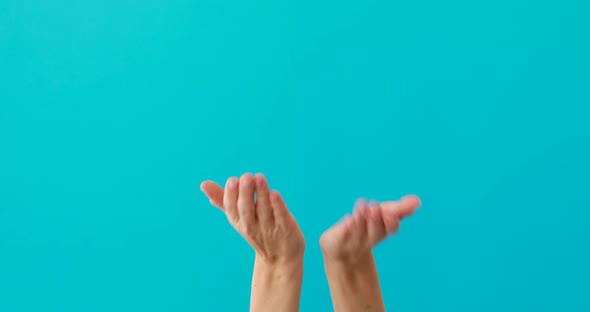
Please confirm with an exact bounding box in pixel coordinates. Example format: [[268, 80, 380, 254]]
[[330, 213, 354, 238], [223, 177, 239, 222], [355, 199, 372, 224], [339, 213, 353, 226], [254, 174, 273, 225], [352, 211, 368, 248], [367, 200, 387, 245], [341, 214, 355, 236], [383, 213, 400, 235], [353, 198, 368, 215], [269, 190, 290, 227], [320, 213, 352, 250], [200, 180, 225, 210], [380, 195, 421, 220], [237, 173, 256, 226], [353, 199, 369, 235]]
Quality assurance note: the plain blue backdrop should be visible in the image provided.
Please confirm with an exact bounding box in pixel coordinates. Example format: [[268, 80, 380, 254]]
[[1, 1, 589, 311]]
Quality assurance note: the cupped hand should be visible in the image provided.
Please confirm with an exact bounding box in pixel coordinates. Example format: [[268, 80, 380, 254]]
[[201, 173, 305, 264], [319, 195, 421, 264]]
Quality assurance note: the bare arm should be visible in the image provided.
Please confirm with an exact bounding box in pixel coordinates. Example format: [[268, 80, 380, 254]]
[[320, 196, 421, 312], [201, 173, 305, 312], [323, 254, 384, 312], [250, 256, 304, 312]]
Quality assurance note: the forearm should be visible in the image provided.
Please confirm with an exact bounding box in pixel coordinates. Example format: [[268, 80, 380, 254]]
[[250, 255, 304, 312], [323, 253, 386, 312]]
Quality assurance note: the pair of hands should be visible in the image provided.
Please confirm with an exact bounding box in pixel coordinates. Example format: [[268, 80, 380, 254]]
[[200, 173, 421, 266]]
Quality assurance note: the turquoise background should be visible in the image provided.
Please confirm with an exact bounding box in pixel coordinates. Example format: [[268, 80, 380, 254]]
[[1, 1, 589, 311]]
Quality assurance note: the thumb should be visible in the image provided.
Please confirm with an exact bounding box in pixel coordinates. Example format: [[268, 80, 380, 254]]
[[381, 195, 421, 220], [200, 180, 225, 211]]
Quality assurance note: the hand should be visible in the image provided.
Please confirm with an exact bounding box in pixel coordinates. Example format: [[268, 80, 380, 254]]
[[319, 195, 421, 264], [320, 195, 421, 312], [201, 173, 305, 264]]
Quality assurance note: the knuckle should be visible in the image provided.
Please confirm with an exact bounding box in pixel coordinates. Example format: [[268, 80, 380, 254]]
[[238, 199, 253, 212], [241, 222, 256, 236], [226, 212, 239, 224]]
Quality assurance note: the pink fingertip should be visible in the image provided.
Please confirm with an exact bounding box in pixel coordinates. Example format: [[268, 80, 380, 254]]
[[226, 177, 238, 189], [402, 195, 422, 208]]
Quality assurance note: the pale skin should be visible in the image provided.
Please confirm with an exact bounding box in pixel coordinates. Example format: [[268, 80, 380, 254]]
[[200, 173, 305, 312], [201, 172, 421, 312], [320, 196, 421, 312]]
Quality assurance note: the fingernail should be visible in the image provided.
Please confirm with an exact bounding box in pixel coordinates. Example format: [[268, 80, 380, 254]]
[[241, 175, 252, 187], [269, 192, 277, 203]]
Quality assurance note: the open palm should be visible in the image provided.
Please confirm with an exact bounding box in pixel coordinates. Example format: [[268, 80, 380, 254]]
[[200, 173, 305, 262], [319, 196, 421, 264]]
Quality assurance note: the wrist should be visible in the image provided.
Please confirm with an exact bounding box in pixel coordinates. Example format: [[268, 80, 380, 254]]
[[323, 252, 379, 285], [323, 252, 384, 308], [255, 250, 304, 266], [251, 255, 303, 298], [255, 255, 304, 272], [322, 250, 374, 268], [250, 253, 304, 312], [254, 253, 304, 278]]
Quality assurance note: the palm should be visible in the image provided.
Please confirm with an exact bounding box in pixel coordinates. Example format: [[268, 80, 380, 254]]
[[320, 196, 421, 263], [200, 174, 306, 261]]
